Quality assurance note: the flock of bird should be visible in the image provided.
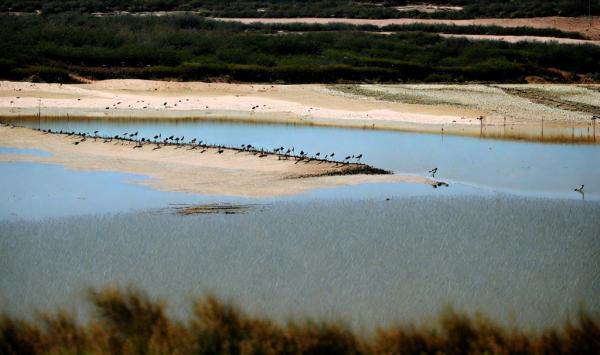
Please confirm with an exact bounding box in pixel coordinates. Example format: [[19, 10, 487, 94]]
[[3, 122, 591, 195], [31, 126, 367, 166]]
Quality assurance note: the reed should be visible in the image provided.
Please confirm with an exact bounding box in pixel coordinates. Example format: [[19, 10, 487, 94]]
[[1, 285, 598, 354]]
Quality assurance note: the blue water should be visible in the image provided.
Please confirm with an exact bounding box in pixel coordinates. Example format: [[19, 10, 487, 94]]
[[0, 146, 52, 157], [1, 196, 598, 329], [0, 160, 261, 220], [8, 118, 599, 197], [0, 160, 482, 220], [1, 120, 599, 329]]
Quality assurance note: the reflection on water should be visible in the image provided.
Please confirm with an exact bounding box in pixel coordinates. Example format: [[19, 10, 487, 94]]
[[5, 117, 600, 197], [1, 196, 598, 329]]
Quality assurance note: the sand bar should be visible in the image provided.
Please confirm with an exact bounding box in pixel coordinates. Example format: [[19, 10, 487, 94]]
[[0, 125, 436, 197]]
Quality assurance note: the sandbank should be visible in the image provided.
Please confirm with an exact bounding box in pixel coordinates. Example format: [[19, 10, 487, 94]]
[[0, 125, 435, 197]]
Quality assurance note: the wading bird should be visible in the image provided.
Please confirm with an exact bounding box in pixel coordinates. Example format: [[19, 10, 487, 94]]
[[574, 185, 585, 200]]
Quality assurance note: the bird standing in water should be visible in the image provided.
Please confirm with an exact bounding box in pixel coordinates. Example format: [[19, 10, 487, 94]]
[[574, 185, 585, 200]]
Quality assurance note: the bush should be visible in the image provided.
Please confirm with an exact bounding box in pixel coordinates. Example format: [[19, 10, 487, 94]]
[[1, 14, 598, 83], [1, 285, 599, 354]]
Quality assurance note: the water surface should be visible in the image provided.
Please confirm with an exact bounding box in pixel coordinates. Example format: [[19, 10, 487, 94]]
[[1, 119, 598, 330], [1, 196, 598, 330], [6, 117, 599, 198]]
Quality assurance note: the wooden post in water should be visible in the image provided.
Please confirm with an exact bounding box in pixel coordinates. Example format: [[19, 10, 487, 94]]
[[541, 117, 544, 138], [477, 115, 484, 137], [37, 98, 41, 130], [592, 115, 598, 141]]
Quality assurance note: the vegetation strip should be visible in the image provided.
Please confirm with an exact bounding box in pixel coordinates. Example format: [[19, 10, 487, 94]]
[[0, 285, 597, 354], [1, 14, 599, 84], [1, 0, 598, 19]]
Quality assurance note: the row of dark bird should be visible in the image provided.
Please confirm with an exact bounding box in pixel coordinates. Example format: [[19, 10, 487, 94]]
[[37, 127, 366, 165], [4, 124, 591, 195]]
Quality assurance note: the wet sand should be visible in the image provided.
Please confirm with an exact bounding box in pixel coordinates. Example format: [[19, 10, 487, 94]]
[[0, 125, 434, 197]]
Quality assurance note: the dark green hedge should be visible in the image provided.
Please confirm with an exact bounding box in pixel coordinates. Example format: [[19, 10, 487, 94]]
[[1, 14, 598, 83], [0, 0, 598, 18]]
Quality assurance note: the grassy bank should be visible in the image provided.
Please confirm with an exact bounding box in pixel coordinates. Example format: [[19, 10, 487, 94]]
[[1, 14, 599, 84], [1, 285, 598, 354]]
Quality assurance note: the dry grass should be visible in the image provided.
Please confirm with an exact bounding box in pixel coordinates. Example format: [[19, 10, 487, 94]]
[[1, 286, 598, 354]]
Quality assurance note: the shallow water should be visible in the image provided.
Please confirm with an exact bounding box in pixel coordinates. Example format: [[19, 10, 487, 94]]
[[0, 146, 52, 157], [6, 117, 600, 198], [1, 196, 598, 329], [0, 159, 482, 220], [1, 119, 599, 329]]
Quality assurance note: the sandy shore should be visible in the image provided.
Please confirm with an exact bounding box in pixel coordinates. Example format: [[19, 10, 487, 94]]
[[1, 80, 598, 142], [0, 125, 435, 197], [0, 80, 476, 128], [214, 16, 600, 41]]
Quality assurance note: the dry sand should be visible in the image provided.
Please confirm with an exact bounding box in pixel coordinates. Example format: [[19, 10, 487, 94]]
[[0, 125, 433, 197], [0, 79, 480, 128], [214, 16, 600, 41]]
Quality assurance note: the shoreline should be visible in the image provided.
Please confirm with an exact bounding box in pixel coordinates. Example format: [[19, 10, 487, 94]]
[[1, 80, 598, 144], [0, 125, 437, 197], [3, 114, 597, 145]]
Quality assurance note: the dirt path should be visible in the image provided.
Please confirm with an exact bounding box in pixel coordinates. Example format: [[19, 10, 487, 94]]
[[439, 33, 600, 46], [214, 16, 600, 40]]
